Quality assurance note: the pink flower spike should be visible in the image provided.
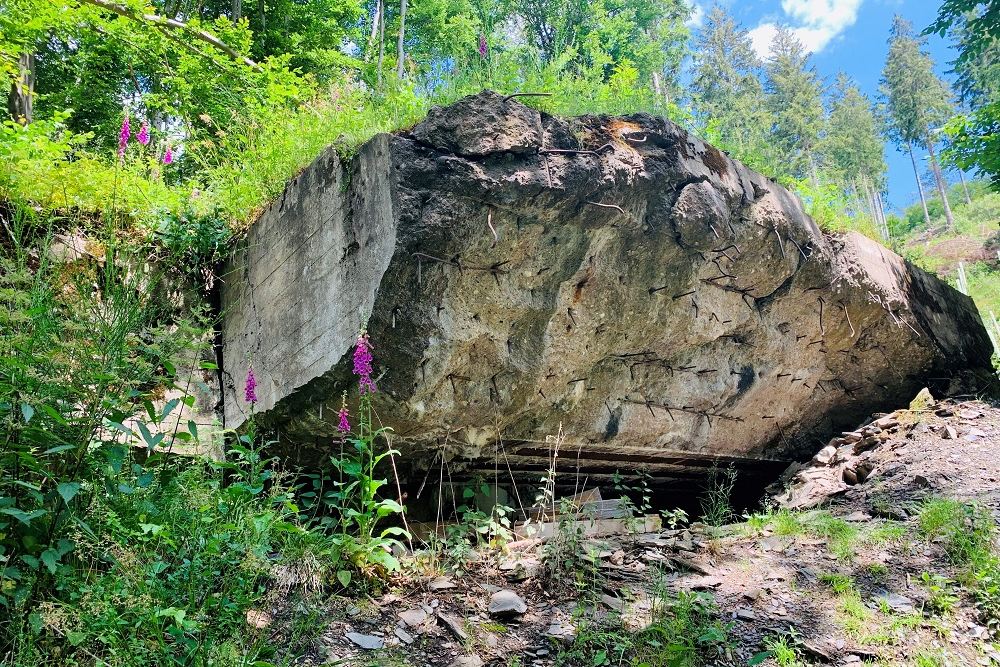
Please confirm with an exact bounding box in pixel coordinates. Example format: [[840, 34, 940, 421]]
[[117, 113, 131, 160], [337, 406, 350, 433], [244, 367, 258, 404], [478, 34, 488, 59], [137, 122, 150, 146], [163, 145, 173, 165], [352, 332, 377, 394]]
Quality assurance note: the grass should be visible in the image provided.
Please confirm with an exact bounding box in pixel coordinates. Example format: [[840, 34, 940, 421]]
[[918, 498, 995, 567], [558, 585, 730, 667], [913, 650, 947, 667], [917, 498, 1000, 633], [818, 572, 855, 595], [864, 562, 889, 579], [756, 632, 805, 667]]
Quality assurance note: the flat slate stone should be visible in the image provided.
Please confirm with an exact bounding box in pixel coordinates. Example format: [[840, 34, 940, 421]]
[[398, 607, 428, 628], [345, 632, 384, 650]]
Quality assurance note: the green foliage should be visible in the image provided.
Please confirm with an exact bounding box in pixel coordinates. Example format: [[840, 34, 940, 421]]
[[561, 583, 730, 667], [930, 0, 1000, 186], [820, 73, 887, 202], [881, 16, 954, 148], [690, 7, 778, 179], [426, 480, 514, 573], [697, 464, 736, 527], [818, 572, 855, 595], [764, 26, 824, 181], [0, 204, 412, 662], [917, 497, 1000, 632], [752, 629, 806, 667], [943, 106, 1000, 188], [154, 205, 231, 282], [316, 393, 408, 587], [541, 497, 601, 593], [918, 498, 994, 567], [612, 468, 654, 528], [0, 205, 182, 616], [0, 204, 324, 663], [794, 176, 883, 241], [919, 571, 959, 615]]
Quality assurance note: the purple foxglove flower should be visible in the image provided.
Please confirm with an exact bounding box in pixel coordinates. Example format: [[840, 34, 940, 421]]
[[352, 332, 377, 394], [163, 145, 173, 165], [478, 34, 488, 59], [118, 113, 131, 160], [137, 122, 150, 146], [337, 406, 350, 432], [245, 367, 258, 404]]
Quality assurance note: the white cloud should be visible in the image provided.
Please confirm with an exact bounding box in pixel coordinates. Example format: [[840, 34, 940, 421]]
[[748, 0, 864, 58], [686, 2, 705, 29], [748, 23, 779, 57]]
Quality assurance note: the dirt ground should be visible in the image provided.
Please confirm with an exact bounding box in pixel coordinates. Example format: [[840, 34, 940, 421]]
[[259, 392, 1000, 667]]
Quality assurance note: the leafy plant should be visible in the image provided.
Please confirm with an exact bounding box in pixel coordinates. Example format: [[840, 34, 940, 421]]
[[541, 497, 600, 594], [308, 332, 409, 588], [613, 469, 656, 531], [751, 629, 805, 667], [920, 571, 959, 615], [698, 464, 737, 527]]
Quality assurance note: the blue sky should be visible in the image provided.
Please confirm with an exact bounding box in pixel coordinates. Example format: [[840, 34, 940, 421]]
[[688, 0, 959, 213]]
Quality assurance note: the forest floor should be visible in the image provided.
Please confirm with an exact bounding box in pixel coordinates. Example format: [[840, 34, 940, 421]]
[[254, 392, 1000, 667]]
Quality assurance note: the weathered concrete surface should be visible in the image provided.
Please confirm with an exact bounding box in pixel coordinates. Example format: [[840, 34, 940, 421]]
[[220, 91, 995, 482]]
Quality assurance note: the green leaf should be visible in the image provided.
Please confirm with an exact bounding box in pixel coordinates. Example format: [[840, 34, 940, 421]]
[[40, 548, 59, 574], [748, 651, 773, 666], [57, 482, 81, 505], [55, 539, 74, 557], [38, 404, 67, 424], [106, 420, 133, 435], [136, 422, 164, 450], [20, 403, 33, 424], [1, 508, 46, 525], [369, 549, 401, 572], [66, 631, 86, 646], [140, 523, 164, 535], [160, 398, 180, 422], [29, 612, 42, 634], [42, 444, 75, 455], [336, 570, 352, 587]]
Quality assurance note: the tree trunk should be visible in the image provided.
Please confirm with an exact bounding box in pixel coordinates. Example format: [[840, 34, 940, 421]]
[[877, 191, 889, 241], [907, 142, 931, 226], [367, 0, 381, 58], [958, 170, 972, 205], [376, 0, 385, 86], [232, 0, 241, 21], [395, 0, 407, 79], [651, 71, 664, 100], [924, 129, 955, 230], [7, 53, 34, 124]]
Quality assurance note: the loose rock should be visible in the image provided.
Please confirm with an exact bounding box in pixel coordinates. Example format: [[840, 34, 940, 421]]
[[488, 589, 528, 618]]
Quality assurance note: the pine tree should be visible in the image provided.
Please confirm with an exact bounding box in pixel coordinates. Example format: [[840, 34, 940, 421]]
[[821, 73, 889, 238], [689, 6, 775, 175], [764, 26, 825, 182], [881, 16, 956, 229]]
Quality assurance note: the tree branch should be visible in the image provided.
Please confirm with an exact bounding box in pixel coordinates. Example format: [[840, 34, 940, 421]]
[[78, 0, 261, 70]]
